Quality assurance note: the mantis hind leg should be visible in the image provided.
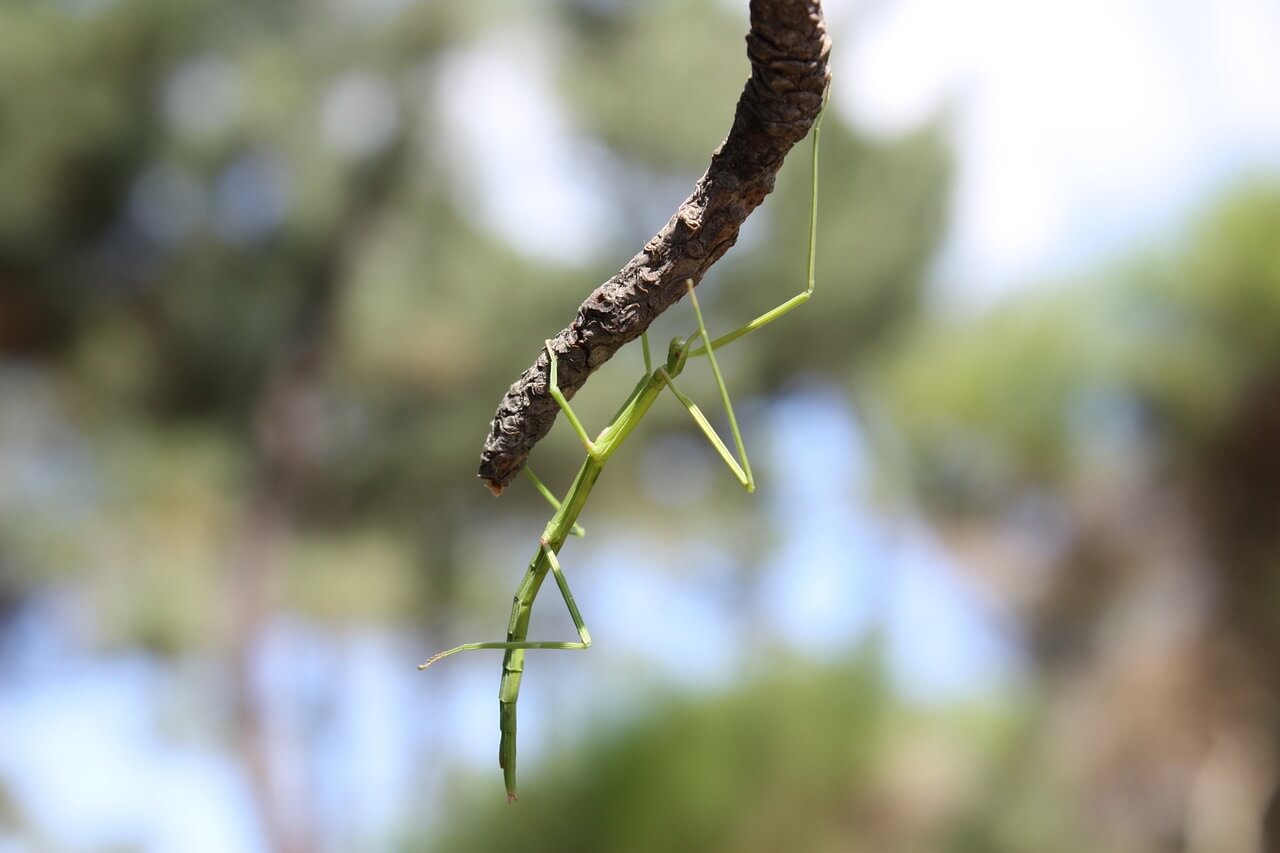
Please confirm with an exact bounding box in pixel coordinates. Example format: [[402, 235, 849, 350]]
[[660, 281, 754, 492], [686, 102, 824, 357], [660, 102, 826, 490]]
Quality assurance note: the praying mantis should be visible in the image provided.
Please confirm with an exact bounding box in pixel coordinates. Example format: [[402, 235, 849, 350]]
[[420, 107, 824, 802]]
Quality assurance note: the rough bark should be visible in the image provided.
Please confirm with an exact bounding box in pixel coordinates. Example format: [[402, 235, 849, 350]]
[[478, 0, 831, 494]]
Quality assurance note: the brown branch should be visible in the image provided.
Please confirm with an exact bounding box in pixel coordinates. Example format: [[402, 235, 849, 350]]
[[478, 0, 831, 494]]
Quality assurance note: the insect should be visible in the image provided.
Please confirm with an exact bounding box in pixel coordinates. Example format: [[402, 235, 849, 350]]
[[421, 108, 824, 802]]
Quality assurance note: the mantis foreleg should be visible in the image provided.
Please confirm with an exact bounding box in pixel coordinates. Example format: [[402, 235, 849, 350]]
[[545, 340, 600, 460]]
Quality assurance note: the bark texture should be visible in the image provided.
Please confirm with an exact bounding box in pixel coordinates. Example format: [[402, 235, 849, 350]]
[[479, 0, 831, 494]]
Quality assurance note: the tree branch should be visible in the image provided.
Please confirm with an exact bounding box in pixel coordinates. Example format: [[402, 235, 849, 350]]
[[479, 0, 831, 494]]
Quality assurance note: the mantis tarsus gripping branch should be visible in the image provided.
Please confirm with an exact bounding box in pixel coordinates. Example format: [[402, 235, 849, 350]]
[[422, 0, 830, 801]]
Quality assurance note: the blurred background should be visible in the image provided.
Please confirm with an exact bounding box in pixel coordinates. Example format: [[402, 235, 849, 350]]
[[2, 0, 1279, 850]]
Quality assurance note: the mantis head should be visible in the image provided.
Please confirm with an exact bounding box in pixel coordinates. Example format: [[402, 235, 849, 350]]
[[665, 336, 689, 375]]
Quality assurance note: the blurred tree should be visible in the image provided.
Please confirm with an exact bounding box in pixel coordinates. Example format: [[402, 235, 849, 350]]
[[871, 184, 1280, 852]]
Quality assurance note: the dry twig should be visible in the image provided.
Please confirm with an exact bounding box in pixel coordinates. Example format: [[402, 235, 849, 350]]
[[478, 0, 831, 494]]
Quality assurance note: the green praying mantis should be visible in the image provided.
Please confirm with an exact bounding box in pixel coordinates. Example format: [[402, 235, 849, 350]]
[[420, 107, 824, 802]]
